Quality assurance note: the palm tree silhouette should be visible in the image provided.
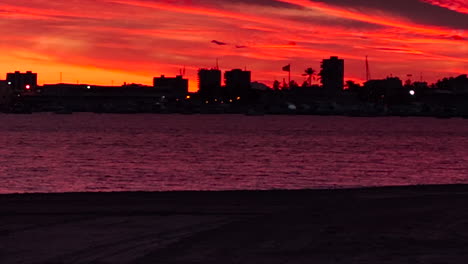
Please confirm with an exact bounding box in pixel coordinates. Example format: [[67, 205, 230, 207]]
[[302, 68, 317, 86]]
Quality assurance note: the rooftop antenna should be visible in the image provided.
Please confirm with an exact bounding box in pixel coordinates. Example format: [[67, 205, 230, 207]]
[[365, 56, 371, 81], [216, 58, 219, 70]]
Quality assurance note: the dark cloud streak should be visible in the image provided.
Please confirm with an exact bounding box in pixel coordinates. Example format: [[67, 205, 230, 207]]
[[211, 40, 228, 45], [312, 0, 468, 29]]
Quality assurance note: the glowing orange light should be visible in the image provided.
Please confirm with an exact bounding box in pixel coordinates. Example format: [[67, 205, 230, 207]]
[[236, 97, 241, 100], [186, 95, 191, 99]]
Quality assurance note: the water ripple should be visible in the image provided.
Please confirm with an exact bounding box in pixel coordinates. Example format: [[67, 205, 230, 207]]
[[0, 114, 467, 193]]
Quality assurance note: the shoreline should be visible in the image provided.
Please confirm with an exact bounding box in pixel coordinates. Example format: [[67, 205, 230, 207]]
[[2, 182, 468, 195], [2, 110, 468, 118], [3, 184, 468, 263]]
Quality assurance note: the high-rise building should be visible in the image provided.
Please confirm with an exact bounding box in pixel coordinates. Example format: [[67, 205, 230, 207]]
[[6, 71, 37, 93], [224, 69, 251, 97], [320, 56, 344, 95], [153, 75, 188, 97], [198, 69, 222, 97]]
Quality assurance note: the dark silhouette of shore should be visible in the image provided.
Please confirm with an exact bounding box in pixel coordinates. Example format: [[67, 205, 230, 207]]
[[3, 185, 468, 263], [1, 59, 467, 117]]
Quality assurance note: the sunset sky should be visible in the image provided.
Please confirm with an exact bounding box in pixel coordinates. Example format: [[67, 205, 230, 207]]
[[0, 0, 467, 91]]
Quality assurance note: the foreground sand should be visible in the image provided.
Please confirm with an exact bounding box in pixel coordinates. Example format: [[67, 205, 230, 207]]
[[2, 185, 468, 263]]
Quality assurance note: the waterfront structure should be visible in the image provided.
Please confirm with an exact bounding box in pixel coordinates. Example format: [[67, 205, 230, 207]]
[[0, 80, 12, 107], [6, 71, 37, 93], [225, 69, 251, 97], [35, 83, 160, 112], [40, 83, 155, 97], [153, 75, 188, 97], [364, 77, 404, 103], [198, 68, 222, 97], [320, 57, 344, 95]]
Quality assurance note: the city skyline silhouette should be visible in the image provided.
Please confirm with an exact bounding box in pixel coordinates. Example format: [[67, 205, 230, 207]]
[[0, 0, 466, 92], [2, 2, 468, 263]]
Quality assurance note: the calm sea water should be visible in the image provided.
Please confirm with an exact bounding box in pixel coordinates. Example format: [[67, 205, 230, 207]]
[[1, 113, 467, 194]]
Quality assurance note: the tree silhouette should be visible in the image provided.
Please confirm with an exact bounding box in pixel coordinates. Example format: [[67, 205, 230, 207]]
[[289, 80, 299, 90], [302, 68, 317, 86], [273, 80, 281, 91]]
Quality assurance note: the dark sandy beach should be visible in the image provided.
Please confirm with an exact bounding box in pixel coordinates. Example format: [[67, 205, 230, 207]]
[[2, 185, 468, 263]]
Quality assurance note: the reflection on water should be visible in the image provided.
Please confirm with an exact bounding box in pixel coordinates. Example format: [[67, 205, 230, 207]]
[[0, 113, 467, 194]]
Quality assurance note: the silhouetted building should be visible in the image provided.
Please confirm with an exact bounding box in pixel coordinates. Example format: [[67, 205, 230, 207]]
[[40, 84, 94, 97], [35, 83, 161, 112], [364, 77, 404, 103], [225, 69, 251, 97], [0, 80, 12, 107], [6, 71, 37, 93], [198, 69, 221, 97], [153, 75, 188, 97], [40, 83, 155, 97], [320, 57, 344, 95]]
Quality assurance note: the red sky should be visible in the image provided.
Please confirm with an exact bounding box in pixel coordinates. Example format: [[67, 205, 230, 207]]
[[0, 0, 467, 91]]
